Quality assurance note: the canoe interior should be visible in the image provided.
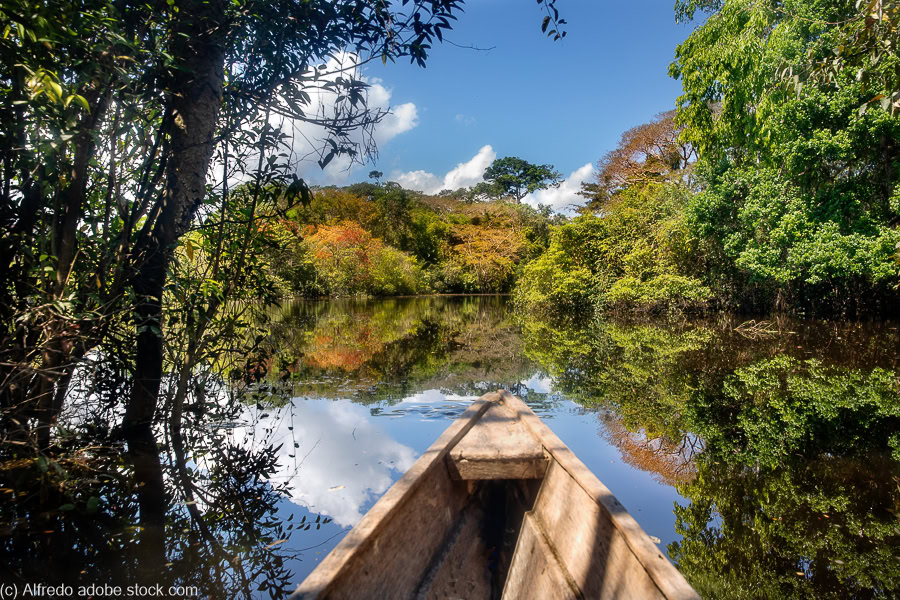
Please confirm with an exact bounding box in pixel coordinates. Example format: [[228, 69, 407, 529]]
[[417, 478, 541, 598], [292, 391, 700, 600]]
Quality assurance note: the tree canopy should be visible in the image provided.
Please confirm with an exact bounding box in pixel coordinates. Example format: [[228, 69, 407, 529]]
[[670, 0, 900, 314], [522, 0, 900, 318], [482, 156, 564, 203], [0, 0, 567, 591], [579, 110, 694, 211]]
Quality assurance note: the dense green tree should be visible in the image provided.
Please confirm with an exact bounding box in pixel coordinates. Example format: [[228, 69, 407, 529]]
[[369, 183, 416, 249], [482, 156, 564, 203], [776, 0, 900, 115], [516, 183, 711, 313], [670, 0, 900, 314]]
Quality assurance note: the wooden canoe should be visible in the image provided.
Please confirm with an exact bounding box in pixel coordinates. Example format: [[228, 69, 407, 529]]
[[291, 390, 700, 600]]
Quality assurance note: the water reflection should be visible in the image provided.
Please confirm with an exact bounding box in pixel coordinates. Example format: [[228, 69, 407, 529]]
[[672, 454, 900, 599], [233, 400, 416, 528], [7, 297, 896, 598], [253, 297, 899, 596], [263, 296, 538, 402], [370, 390, 478, 420], [521, 314, 900, 598]]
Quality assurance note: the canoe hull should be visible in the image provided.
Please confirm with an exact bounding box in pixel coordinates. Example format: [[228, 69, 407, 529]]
[[292, 391, 700, 600]]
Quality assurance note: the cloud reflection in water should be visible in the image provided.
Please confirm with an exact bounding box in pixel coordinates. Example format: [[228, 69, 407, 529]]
[[236, 399, 417, 528]]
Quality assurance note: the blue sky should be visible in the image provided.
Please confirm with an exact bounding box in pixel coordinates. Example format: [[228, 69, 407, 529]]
[[295, 1, 700, 212]]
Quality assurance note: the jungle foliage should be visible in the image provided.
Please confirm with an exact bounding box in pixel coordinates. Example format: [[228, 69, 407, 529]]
[[671, 0, 900, 314], [261, 182, 558, 297], [519, 0, 900, 318], [0, 0, 565, 593], [516, 183, 712, 313]]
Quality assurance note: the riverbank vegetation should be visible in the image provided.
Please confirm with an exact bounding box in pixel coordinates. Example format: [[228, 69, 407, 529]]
[[2, 0, 899, 595], [518, 0, 900, 318], [260, 182, 558, 297]]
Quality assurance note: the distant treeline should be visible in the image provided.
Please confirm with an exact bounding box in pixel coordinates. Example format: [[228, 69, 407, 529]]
[[212, 0, 899, 317], [247, 182, 559, 297]]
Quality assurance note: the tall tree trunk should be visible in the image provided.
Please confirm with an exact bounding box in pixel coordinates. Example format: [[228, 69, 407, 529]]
[[124, 0, 225, 437], [123, 0, 225, 573]]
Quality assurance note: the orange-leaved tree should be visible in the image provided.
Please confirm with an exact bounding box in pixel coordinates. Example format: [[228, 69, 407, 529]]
[[580, 110, 695, 212], [304, 222, 422, 296]]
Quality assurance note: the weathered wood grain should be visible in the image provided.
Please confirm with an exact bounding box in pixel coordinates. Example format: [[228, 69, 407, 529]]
[[499, 390, 700, 600], [502, 512, 582, 600], [530, 460, 665, 599], [415, 497, 492, 600], [447, 400, 548, 480]]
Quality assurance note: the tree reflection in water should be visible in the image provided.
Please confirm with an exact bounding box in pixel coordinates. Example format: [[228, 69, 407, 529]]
[[1, 362, 299, 598], [3, 296, 898, 598], [523, 314, 900, 598]]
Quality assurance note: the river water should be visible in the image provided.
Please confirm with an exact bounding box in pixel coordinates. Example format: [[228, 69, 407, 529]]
[[5, 295, 897, 599], [237, 296, 899, 598]]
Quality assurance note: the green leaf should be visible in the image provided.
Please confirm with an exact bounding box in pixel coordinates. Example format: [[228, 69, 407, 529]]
[[72, 95, 90, 111], [47, 79, 63, 102]]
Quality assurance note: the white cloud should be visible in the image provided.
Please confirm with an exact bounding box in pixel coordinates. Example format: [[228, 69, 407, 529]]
[[215, 52, 419, 188], [393, 144, 497, 194], [376, 101, 418, 144], [393, 150, 595, 214], [521, 372, 554, 394], [293, 55, 420, 184], [393, 169, 443, 193], [523, 162, 595, 214]]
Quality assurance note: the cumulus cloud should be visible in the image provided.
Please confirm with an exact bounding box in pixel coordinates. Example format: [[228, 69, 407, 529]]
[[216, 52, 419, 188], [522, 163, 595, 214], [290, 54, 420, 184], [393, 169, 443, 193], [393, 145, 497, 194], [376, 102, 419, 144]]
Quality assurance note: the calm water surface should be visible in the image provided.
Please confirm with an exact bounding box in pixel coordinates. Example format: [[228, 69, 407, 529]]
[[239, 296, 899, 599], [10, 296, 895, 599]]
